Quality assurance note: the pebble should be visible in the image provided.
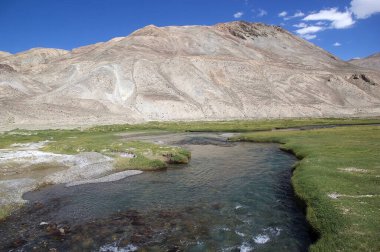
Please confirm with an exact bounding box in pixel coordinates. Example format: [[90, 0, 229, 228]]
[[39, 221, 49, 226], [59, 228, 65, 235]]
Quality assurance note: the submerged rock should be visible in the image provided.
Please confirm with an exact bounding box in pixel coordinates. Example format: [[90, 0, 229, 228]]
[[66, 170, 142, 187], [43, 152, 114, 184], [39, 221, 49, 226]]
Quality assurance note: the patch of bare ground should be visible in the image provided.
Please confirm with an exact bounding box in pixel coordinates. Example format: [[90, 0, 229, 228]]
[[327, 192, 378, 200], [338, 167, 370, 173]]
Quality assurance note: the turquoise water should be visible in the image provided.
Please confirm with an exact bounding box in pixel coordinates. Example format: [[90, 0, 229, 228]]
[[0, 133, 312, 251]]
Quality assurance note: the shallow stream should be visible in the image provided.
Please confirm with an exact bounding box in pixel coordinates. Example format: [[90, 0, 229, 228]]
[[0, 133, 311, 251]]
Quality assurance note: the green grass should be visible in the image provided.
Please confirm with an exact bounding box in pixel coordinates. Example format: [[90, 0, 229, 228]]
[[0, 129, 191, 171], [231, 126, 380, 251], [42, 136, 191, 171], [115, 155, 167, 171], [88, 118, 380, 133], [1, 118, 379, 148], [0, 203, 25, 222]]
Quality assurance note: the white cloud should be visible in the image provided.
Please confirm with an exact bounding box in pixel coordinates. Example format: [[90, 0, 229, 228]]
[[293, 22, 308, 28], [295, 25, 324, 35], [278, 11, 287, 17], [290, 1, 378, 41], [315, 21, 326, 25], [284, 11, 305, 20], [303, 8, 355, 29], [257, 9, 267, 17], [350, 0, 380, 19], [293, 11, 305, 18], [295, 25, 324, 40], [233, 12, 244, 18], [301, 34, 317, 40]]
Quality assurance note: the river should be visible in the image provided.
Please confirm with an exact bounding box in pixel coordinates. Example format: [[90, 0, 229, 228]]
[[0, 133, 312, 251]]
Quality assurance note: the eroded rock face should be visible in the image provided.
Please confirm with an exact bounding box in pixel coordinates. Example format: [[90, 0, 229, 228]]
[[349, 74, 376, 85], [0, 64, 16, 73], [1, 21, 380, 129], [215, 21, 285, 39]]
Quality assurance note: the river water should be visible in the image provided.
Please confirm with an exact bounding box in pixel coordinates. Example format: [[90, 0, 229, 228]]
[[0, 133, 312, 251]]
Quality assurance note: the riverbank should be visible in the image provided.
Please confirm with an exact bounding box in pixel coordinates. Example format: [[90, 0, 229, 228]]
[[0, 131, 191, 220], [1, 118, 380, 251], [231, 125, 380, 251]]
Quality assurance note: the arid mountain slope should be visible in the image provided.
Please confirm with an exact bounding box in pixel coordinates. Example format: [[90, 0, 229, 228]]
[[1, 21, 380, 129], [348, 53, 380, 71], [0, 51, 12, 58]]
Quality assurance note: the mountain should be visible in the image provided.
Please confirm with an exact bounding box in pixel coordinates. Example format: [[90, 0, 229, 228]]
[[1, 21, 380, 130], [348, 53, 380, 71], [0, 51, 12, 58]]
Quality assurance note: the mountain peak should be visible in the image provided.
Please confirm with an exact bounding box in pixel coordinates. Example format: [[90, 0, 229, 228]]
[[214, 21, 286, 39], [1, 22, 379, 129], [130, 24, 166, 37]]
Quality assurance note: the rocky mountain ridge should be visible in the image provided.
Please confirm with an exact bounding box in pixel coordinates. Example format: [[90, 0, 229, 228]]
[[1, 21, 379, 130]]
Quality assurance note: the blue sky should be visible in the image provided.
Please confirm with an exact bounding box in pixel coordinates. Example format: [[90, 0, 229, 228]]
[[0, 0, 379, 60]]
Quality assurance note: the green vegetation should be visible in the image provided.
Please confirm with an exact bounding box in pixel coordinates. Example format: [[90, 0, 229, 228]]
[[2, 118, 376, 172], [0, 129, 191, 172], [115, 155, 167, 171], [88, 117, 380, 133], [231, 126, 380, 251], [41, 135, 191, 171], [0, 204, 17, 221], [1, 117, 380, 249], [2, 118, 377, 172]]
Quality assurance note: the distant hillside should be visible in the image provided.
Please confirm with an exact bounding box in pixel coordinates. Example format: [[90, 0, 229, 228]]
[[349, 53, 380, 71]]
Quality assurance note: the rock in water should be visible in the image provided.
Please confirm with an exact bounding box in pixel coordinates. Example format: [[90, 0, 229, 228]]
[[1, 21, 380, 129]]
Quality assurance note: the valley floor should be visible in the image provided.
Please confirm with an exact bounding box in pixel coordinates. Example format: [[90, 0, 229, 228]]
[[0, 118, 379, 251]]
